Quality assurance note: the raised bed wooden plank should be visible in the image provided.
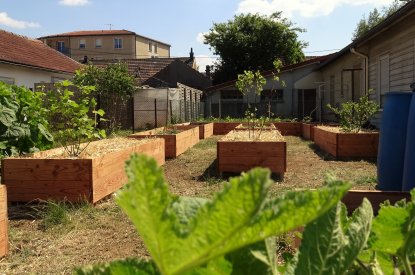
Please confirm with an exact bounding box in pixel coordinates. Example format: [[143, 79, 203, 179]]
[[1, 138, 165, 203], [273, 122, 302, 136], [0, 186, 8, 257], [190, 122, 214, 139], [313, 127, 338, 157], [213, 122, 242, 135]]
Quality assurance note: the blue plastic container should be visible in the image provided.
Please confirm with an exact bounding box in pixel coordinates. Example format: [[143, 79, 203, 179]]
[[402, 92, 415, 191], [377, 92, 413, 191]]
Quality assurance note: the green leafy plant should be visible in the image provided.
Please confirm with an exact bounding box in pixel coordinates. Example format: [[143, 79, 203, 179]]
[[47, 80, 106, 157], [327, 91, 379, 133], [76, 154, 349, 274], [0, 82, 53, 158], [302, 116, 312, 123]]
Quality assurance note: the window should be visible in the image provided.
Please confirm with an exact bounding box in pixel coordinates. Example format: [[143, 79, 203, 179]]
[[95, 38, 103, 48], [148, 42, 152, 52], [114, 38, 123, 49], [56, 41, 65, 52], [378, 54, 390, 107], [261, 89, 283, 101], [329, 75, 335, 106], [154, 44, 158, 54], [0, 76, 15, 85], [221, 90, 243, 100], [79, 39, 86, 49]]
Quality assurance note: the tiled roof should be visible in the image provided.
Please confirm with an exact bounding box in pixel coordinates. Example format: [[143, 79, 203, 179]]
[[39, 30, 135, 38], [0, 29, 81, 74], [92, 58, 192, 84]]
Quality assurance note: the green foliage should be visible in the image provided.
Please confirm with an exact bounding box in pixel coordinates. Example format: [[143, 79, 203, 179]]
[[74, 63, 137, 133], [327, 92, 379, 133], [286, 199, 373, 274], [353, 0, 410, 39], [77, 154, 350, 274], [0, 82, 53, 158], [38, 200, 70, 231], [47, 80, 106, 157], [204, 12, 306, 83]]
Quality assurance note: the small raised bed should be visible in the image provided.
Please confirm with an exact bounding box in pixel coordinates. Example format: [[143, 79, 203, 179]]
[[313, 126, 379, 158], [213, 122, 242, 135], [0, 186, 7, 257], [301, 123, 315, 140], [190, 122, 214, 139], [217, 130, 286, 175], [1, 138, 165, 203], [273, 122, 302, 136], [342, 190, 410, 215], [130, 126, 199, 158]]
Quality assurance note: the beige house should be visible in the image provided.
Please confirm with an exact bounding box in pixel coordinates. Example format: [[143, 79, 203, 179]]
[[38, 30, 170, 62], [315, 0, 415, 125], [0, 29, 80, 89]]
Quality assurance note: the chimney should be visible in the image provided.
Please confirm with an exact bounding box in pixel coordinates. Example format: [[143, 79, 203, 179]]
[[189, 48, 194, 62], [82, 56, 88, 64], [205, 65, 211, 79]]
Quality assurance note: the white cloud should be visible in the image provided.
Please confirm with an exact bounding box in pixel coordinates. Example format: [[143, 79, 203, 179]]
[[236, 0, 393, 18], [59, 0, 90, 6], [0, 12, 40, 29], [195, 55, 218, 72], [196, 32, 207, 44]]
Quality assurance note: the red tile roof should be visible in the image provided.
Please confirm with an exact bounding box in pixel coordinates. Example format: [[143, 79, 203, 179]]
[[0, 29, 81, 74], [39, 30, 135, 38]]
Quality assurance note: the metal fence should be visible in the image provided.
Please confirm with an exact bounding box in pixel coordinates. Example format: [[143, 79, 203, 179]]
[[133, 98, 204, 131]]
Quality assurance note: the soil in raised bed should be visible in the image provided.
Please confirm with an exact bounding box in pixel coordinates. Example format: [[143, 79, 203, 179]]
[[317, 125, 378, 134], [221, 129, 285, 142]]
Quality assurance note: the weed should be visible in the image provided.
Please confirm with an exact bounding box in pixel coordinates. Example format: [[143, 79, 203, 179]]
[[37, 200, 70, 231]]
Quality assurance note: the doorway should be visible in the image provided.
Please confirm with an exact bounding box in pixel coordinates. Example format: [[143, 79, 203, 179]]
[[298, 89, 317, 120]]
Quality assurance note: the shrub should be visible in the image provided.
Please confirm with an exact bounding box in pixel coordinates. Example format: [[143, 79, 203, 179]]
[[327, 91, 379, 133], [0, 82, 53, 158]]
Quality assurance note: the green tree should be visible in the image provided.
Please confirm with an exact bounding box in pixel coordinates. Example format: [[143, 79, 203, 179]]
[[74, 63, 137, 133], [353, 0, 410, 39], [204, 12, 306, 84]]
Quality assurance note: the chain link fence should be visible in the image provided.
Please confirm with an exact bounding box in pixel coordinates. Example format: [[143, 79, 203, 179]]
[[133, 98, 204, 131]]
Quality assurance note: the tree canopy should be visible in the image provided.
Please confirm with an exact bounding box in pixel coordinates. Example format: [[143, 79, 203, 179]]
[[204, 12, 307, 84], [352, 0, 410, 40]]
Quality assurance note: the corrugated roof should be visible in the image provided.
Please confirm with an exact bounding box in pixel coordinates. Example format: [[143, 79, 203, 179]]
[[0, 29, 81, 74]]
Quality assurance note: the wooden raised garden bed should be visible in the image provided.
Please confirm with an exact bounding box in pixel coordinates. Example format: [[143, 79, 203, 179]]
[[190, 122, 214, 139], [213, 122, 242, 135], [313, 126, 379, 158], [0, 186, 7, 257], [217, 130, 286, 175], [273, 122, 302, 136], [130, 126, 199, 158], [1, 138, 165, 203], [301, 123, 315, 140], [342, 190, 410, 215]]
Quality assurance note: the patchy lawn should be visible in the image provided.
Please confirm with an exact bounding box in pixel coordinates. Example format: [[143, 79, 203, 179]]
[[0, 135, 377, 274]]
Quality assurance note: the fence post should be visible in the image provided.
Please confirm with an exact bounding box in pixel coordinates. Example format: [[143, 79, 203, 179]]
[[169, 100, 173, 124], [131, 97, 135, 133], [154, 98, 158, 128], [179, 100, 182, 122]]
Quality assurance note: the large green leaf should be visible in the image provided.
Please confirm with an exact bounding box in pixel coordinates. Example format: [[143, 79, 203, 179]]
[[74, 258, 159, 275], [116, 154, 350, 275], [287, 199, 373, 275], [0, 104, 17, 127]]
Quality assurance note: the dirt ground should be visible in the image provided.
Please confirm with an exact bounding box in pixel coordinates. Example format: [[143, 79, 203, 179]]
[[0, 135, 377, 274]]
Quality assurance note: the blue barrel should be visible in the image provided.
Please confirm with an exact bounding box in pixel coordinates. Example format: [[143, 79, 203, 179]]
[[377, 92, 413, 191], [402, 92, 415, 191]]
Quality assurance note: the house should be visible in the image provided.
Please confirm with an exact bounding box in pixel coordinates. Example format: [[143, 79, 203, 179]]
[[314, 0, 415, 125], [204, 55, 333, 119], [38, 30, 171, 63], [0, 29, 81, 89]]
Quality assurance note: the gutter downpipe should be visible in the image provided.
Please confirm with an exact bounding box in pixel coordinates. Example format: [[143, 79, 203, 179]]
[[350, 47, 369, 94]]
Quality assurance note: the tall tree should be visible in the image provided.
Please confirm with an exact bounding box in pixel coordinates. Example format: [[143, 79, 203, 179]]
[[353, 0, 410, 40], [204, 12, 307, 84]]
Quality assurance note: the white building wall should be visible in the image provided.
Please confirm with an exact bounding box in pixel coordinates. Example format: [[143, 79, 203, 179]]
[[0, 63, 73, 89]]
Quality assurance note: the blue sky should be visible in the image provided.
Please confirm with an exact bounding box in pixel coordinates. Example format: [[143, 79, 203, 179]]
[[1, 0, 395, 71]]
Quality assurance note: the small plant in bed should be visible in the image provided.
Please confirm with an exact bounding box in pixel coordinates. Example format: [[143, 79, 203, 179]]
[[47, 81, 106, 157], [327, 91, 379, 133]]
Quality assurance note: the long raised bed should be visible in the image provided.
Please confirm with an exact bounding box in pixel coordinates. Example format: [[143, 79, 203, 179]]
[[213, 122, 242, 135], [0, 186, 7, 257], [1, 138, 165, 203], [130, 126, 199, 158], [273, 122, 302, 136], [313, 126, 379, 158], [217, 131, 286, 175], [190, 122, 214, 139]]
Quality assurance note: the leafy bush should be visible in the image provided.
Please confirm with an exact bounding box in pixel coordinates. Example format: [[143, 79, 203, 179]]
[[0, 82, 53, 158], [47, 81, 106, 157], [327, 92, 379, 133], [76, 155, 415, 274]]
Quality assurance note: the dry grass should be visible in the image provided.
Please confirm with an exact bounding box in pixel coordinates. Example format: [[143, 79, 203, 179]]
[[0, 135, 377, 274]]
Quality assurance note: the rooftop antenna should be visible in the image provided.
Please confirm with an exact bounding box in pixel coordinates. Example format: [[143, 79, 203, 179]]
[[106, 24, 113, 30]]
